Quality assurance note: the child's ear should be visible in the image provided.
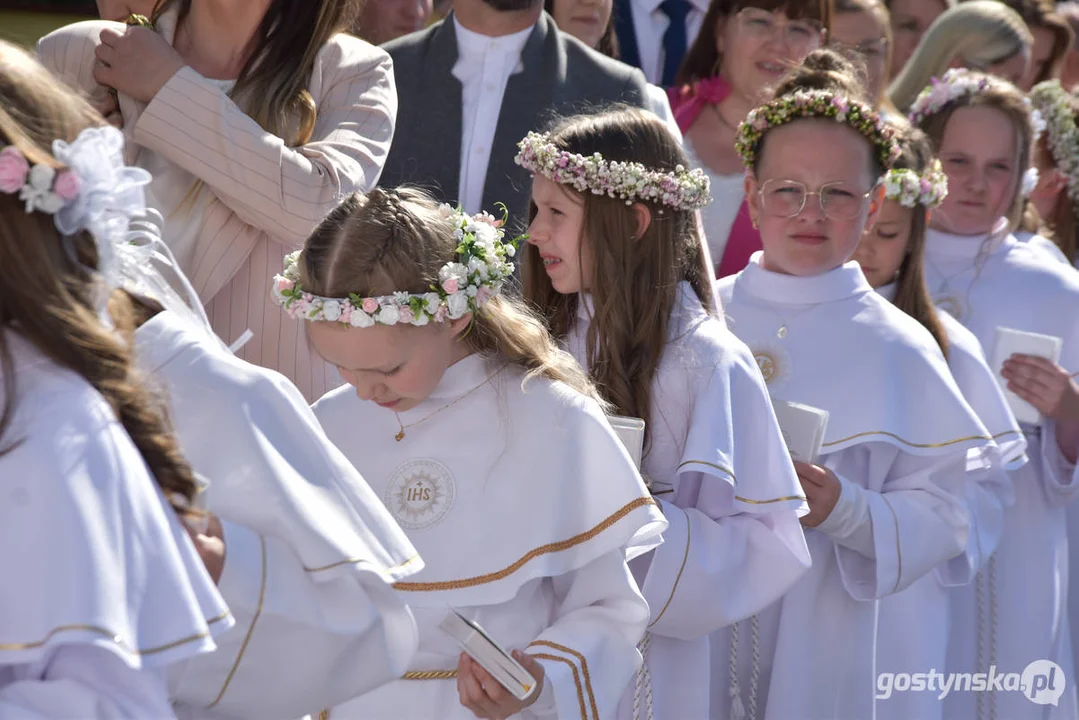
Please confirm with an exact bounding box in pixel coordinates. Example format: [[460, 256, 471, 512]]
[[864, 184, 887, 230], [632, 202, 653, 239], [449, 313, 473, 338], [744, 172, 761, 229]]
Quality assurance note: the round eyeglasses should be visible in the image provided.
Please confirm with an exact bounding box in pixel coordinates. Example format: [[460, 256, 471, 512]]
[[757, 179, 876, 220], [736, 8, 825, 54]]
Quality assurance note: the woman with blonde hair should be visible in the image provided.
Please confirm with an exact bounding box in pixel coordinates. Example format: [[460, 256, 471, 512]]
[[38, 0, 397, 402], [888, 0, 1032, 112], [0, 39, 231, 715]]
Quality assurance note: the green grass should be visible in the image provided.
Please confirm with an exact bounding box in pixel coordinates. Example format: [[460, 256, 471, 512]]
[[0, 11, 93, 47]]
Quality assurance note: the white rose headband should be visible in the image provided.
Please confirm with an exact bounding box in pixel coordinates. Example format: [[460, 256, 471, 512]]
[[514, 131, 712, 211], [883, 159, 948, 209], [908, 69, 1045, 143], [271, 205, 519, 327], [1030, 80, 1079, 207]]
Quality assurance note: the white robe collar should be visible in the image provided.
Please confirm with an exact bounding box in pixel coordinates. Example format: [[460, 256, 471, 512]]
[[738, 252, 873, 306], [925, 218, 1012, 260]]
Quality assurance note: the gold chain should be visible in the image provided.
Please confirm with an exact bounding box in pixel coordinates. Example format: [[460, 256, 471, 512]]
[[393, 363, 506, 441]]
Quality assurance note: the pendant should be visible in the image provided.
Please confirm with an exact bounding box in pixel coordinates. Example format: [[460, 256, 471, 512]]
[[777, 325, 788, 339], [395, 430, 405, 442]]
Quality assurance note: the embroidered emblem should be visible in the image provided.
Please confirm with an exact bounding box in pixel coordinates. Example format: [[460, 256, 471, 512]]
[[385, 459, 456, 530], [752, 338, 793, 390]]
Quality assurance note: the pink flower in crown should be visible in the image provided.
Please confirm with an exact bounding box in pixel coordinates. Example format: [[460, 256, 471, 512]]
[[442, 277, 460, 294], [274, 276, 293, 294], [434, 304, 449, 322], [831, 96, 849, 117], [53, 170, 80, 202], [920, 178, 932, 195], [751, 114, 769, 131], [340, 303, 353, 323], [0, 147, 30, 194], [476, 285, 494, 306], [361, 297, 379, 314], [398, 306, 415, 324]]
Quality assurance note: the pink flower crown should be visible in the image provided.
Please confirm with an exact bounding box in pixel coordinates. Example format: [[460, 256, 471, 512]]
[[514, 131, 712, 211], [883, 159, 948, 209], [735, 90, 900, 171], [0, 146, 81, 216], [908, 69, 1045, 141], [271, 204, 519, 327]]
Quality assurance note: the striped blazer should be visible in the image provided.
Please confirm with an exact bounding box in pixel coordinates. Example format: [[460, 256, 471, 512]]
[[38, 10, 395, 401]]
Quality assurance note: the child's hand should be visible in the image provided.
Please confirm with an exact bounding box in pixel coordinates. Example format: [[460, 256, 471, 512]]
[[180, 511, 226, 584], [794, 462, 841, 527], [456, 650, 545, 720], [1001, 354, 1079, 423]]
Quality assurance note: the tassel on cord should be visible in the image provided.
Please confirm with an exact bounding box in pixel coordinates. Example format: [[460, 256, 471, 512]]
[[730, 620, 746, 720]]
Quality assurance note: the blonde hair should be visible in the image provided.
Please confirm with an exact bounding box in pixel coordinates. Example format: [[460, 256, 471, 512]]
[[523, 108, 715, 459], [916, 71, 1035, 230], [0, 41, 198, 507], [299, 187, 603, 404], [152, 0, 360, 147], [888, 1, 1032, 111]]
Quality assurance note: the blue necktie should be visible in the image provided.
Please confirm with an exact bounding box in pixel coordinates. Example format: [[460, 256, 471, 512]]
[[659, 0, 691, 87]]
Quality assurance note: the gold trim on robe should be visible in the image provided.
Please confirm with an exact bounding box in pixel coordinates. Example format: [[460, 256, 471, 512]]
[[648, 507, 692, 628], [0, 611, 231, 655], [208, 535, 268, 708]]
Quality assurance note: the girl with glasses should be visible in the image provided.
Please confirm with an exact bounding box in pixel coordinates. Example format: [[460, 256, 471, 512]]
[[716, 49, 992, 719]]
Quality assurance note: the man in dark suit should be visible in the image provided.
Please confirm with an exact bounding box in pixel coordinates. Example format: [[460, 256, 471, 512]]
[[381, 0, 650, 227]]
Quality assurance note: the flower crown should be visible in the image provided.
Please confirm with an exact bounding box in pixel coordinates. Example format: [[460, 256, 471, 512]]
[[883, 159, 948, 209], [1030, 80, 1079, 206], [735, 90, 900, 171], [271, 204, 519, 327], [514, 131, 712, 211], [908, 69, 1045, 141], [0, 146, 82, 216]]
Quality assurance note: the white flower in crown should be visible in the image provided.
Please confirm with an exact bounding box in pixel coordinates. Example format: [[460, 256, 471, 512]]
[[908, 69, 994, 126], [1030, 80, 1079, 206], [1022, 167, 1040, 198], [883, 160, 948, 209], [269, 204, 522, 327]]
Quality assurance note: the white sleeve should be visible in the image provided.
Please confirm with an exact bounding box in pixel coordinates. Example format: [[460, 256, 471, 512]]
[[523, 552, 649, 720], [639, 493, 809, 641], [0, 646, 172, 718], [1041, 422, 1079, 505], [936, 457, 1012, 585], [816, 446, 970, 599], [169, 520, 416, 718]]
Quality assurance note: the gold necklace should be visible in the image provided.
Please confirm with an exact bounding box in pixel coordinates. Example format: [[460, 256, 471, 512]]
[[392, 364, 506, 442]]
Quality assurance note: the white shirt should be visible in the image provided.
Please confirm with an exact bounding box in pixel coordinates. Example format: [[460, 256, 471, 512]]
[[452, 18, 532, 214], [630, 0, 710, 85]]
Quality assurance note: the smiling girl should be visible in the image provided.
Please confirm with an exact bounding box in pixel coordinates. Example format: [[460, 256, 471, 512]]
[[912, 69, 1079, 719], [716, 49, 992, 719]]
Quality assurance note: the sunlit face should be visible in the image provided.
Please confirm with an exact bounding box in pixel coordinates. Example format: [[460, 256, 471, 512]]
[[853, 198, 916, 288], [356, 0, 434, 45], [749, 120, 884, 276], [831, 8, 889, 105], [96, 0, 155, 20], [718, 7, 825, 103], [888, 0, 946, 80], [527, 175, 592, 294], [1019, 26, 1057, 91], [551, 0, 613, 49], [309, 318, 470, 412], [932, 105, 1020, 235]]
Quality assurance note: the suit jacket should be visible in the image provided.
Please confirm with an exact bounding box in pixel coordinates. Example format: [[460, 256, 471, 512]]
[[381, 12, 650, 226]]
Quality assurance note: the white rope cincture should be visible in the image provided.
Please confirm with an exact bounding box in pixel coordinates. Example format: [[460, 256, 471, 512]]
[[730, 620, 746, 720], [975, 569, 986, 720], [749, 614, 761, 720], [988, 554, 998, 720], [632, 632, 655, 720]]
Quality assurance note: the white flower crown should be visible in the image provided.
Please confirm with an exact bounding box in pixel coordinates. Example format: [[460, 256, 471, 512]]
[[908, 69, 1045, 142], [271, 204, 518, 327], [883, 159, 948, 209], [514, 131, 712, 211], [1030, 80, 1079, 206]]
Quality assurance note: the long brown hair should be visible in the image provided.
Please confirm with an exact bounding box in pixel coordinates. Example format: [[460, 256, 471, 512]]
[[152, 0, 360, 147], [916, 72, 1035, 231], [0, 41, 198, 505], [299, 186, 603, 403], [522, 108, 715, 458], [675, 0, 833, 86], [884, 122, 950, 355], [1001, 0, 1075, 86]]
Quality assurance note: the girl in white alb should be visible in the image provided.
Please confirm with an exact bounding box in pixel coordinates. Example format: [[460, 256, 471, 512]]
[[273, 187, 666, 720], [0, 48, 229, 717], [852, 122, 1023, 720], [910, 68, 1079, 719], [516, 108, 812, 720], [715, 50, 990, 720]]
